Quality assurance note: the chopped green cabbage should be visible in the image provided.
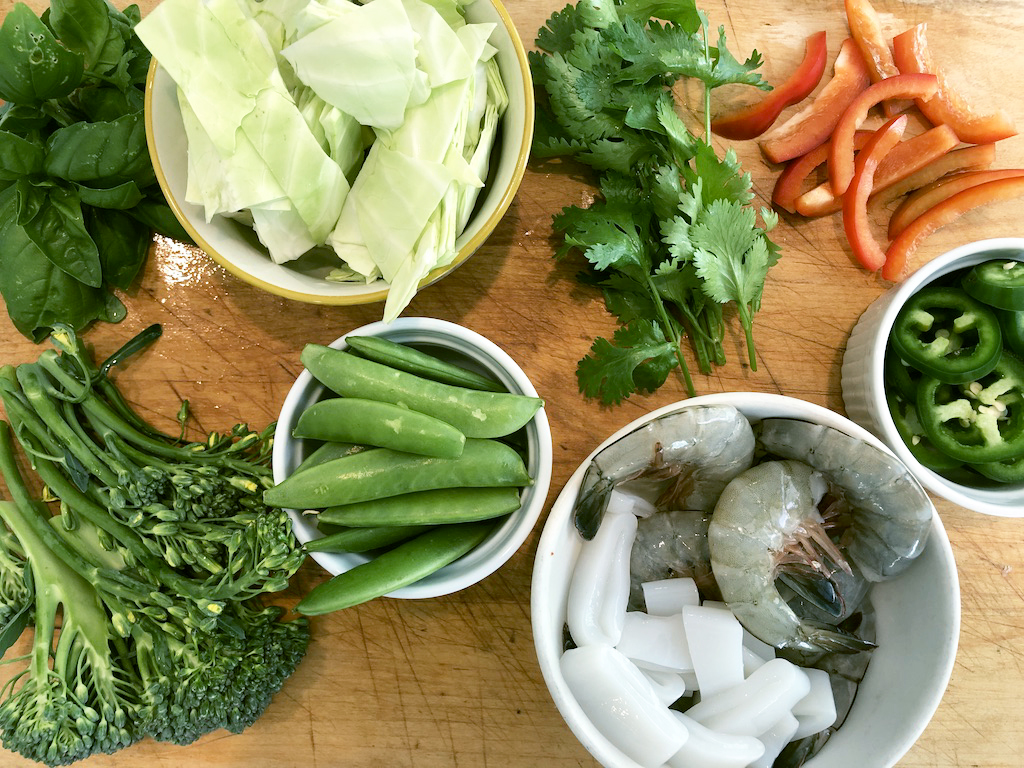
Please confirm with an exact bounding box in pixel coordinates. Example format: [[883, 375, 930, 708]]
[[135, 0, 507, 321]]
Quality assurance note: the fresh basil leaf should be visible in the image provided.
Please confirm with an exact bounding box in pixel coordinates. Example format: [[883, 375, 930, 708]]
[[101, 291, 127, 323], [49, 0, 116, 72], [0, 4, 85, 103], [0, 186, 108, 341], [87, 207, 149, 289], [0, 130, 44, 180], [73, 84, 144, 123], [127, 197, 193, 244], [19, 183, 103, 287], [14, 176, 47, 225], [76, 179, 142, 209], [0, 102, 54, 135], [43, 111, 148, 185]]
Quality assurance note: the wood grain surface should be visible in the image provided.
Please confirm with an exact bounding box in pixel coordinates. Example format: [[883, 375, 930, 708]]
[[1, 0, 1023, 766]]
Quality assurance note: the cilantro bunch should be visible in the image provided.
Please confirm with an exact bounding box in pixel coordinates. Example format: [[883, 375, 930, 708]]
[[531, 0, 781, 404]]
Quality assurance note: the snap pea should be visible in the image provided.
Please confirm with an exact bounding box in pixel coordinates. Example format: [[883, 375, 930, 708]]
[[345, 335, 505, 392], [320, 486, 522, 527], [293, 441, 366, 475], [264, 438, 531, 509], [296, 520, 495, 615], [304, 524, 432, 553], [292, 397, 466, 459], [300, 344, 543, 439]]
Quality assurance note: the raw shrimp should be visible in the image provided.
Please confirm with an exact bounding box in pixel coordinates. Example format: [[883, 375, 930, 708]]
[[708, 460, 875, 654], [573, 405, 756, 540], [757, 418, 932, 582], [628, 509, 719, 610]]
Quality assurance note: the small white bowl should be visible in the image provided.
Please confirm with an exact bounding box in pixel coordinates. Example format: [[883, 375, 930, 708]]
[[273, 317, 551, 598], [842, 237, 1024, 517], [144, 0, 533, 305], [532, 393, 959, 768]]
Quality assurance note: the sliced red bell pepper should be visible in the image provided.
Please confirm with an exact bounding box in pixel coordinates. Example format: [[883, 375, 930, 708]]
[[889, 169, 1024, 238], [844, 0, 909, 115], [892, 23, 1018, 145], [759, 37, 871, 164], [712, 31, 828, 141], [843, 114, 908, 271], [883, 176, 1024, 281], [795, 124, 957, 217], [828, 73, 939, 196], [880, 142, 996, 203], [772, 131, 872, 213]]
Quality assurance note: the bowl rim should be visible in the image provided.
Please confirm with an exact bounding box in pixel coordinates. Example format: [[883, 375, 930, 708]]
[[531, 392, 960, 768], [858, 237, 1024, 517], [272, 317, 552, 598], [142, 0, 535, 305]]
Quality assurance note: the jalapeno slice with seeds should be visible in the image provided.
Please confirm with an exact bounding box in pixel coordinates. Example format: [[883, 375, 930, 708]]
[[998, 308, 1024, 357], [885, 391, 963, 472], [962, 259, 1024, 311], [891, 286, 1002, 384], [916, 350, 1024, 463]]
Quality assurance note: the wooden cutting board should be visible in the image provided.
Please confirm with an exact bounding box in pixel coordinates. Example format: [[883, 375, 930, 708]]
[[0, 0, 1022, 766]]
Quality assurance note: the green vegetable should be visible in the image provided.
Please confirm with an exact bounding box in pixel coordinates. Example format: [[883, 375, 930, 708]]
[[0, 325, 309, 765], [962, 259, 1024, 311], [891, 286, 1002, 384], [998, 307, 1024, 357], [292, 397, 467, 458], [531, 0, 780, 403], [304, 524, 433, 554], [320, 486, 522, 527], [300, 343, 543, 439], [135, 0, 508, 323], [293, 440, 368, 475], [916, 350, 1024, 463], [264, 437, 531, 510], [0, 0, 190, 342], [345, 335, 505, 392], [296, 520, 495, 615]]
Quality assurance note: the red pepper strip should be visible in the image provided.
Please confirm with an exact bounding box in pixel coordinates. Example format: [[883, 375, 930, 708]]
[[883, 177, 1024, 281], [844, 0, 910, 115], [795, 124, 958, 217], [889, 169, 1024, 238], [772, 131, 873, 213], [759, 38, 871, 163], [892, 24, 1018, 145], [843, 115, 908, 271], [878, 142, 996, 203], [712, 31, 828, 141], [828, 73, 939, 196]]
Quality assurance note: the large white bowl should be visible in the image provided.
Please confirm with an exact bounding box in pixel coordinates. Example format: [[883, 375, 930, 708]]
[[144, 0, 533, 305], [532, 393, 959, 768], [842, 237, 1024, 517], [273, 317, 551, 598]]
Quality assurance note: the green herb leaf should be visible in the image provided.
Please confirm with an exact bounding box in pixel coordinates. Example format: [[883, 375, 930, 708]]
[[18, 182, 103, 287], [0, 4, 84, 103], [577, 320, 677, 405], [49, 0, 116, 72]]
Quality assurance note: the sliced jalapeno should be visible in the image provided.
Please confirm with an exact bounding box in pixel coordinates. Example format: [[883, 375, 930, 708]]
[[962, 259, 1024, 311], [884, 347, 923, 402], [885, 392, 963, 472], [998, 308, 1024, 358], [971, 454, 1024, 484], [916, 350, 1024, 463], [891, 286, 1002, 384]]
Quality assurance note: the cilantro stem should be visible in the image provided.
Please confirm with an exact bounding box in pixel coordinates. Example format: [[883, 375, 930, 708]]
[[736, 303, 758, 371], [645, 272, 696, 397]]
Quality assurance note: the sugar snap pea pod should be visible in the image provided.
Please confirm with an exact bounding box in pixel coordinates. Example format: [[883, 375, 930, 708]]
[[320, 486, 522, 527], [264, 438, 531, 509], [292, 397, 466, 459], [300, 344, 543, 439], [293, 441, 366, 475], [304, 524, 432, 553], [296, 520, 495, 614], [346, 335, 505, 392]]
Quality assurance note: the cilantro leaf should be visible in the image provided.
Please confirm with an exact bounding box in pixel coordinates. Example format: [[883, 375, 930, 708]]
[[692, 198, 774, 369], [577, 320, 677, 404]]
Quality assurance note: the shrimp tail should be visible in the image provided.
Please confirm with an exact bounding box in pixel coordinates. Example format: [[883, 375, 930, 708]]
[[574, 463, 613, 540], [797, 621, 877, 654]]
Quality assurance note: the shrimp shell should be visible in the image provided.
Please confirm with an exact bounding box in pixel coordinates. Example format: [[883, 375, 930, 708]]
[[757, 418, 933, 582], [573, 405, 756, 540]]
